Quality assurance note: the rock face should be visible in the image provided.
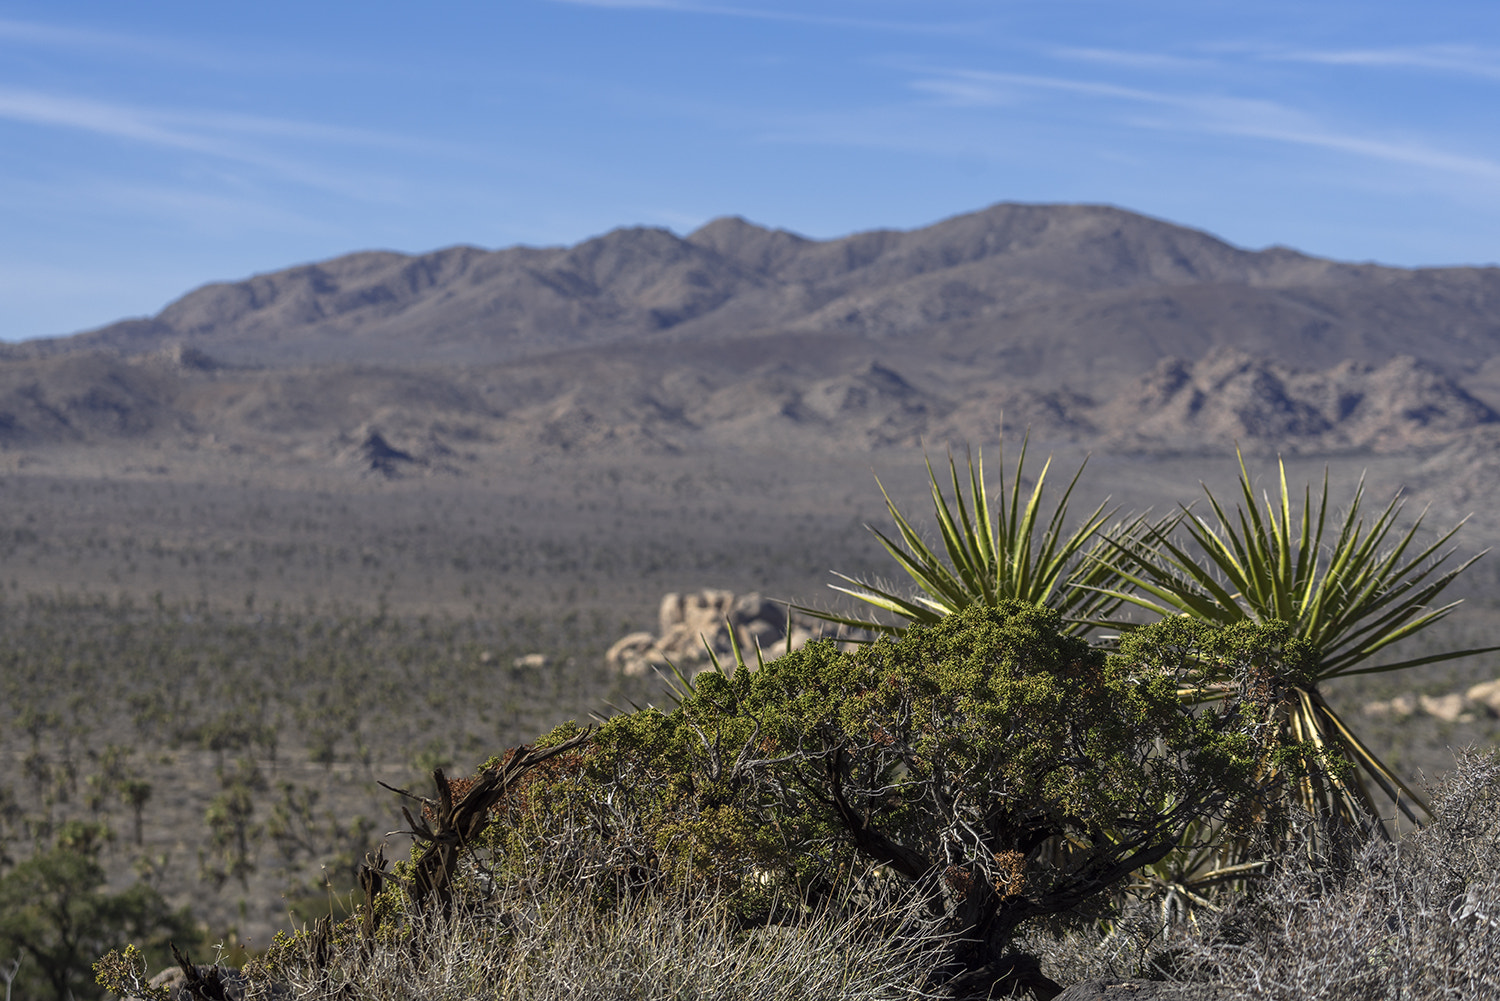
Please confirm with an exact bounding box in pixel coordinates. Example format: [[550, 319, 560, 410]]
[[605, 589, 859, 677], [1098, 351, 1497, 453]]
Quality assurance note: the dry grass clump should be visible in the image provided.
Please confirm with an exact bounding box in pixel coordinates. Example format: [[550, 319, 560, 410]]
[[1003, 904, 1179, 988], [995, 749, 1500, 998], [1178, 747, 1500, 1000], [243, 870, 947, 1001]]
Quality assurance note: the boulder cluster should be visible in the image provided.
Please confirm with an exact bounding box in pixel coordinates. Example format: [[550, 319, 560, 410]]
[[605, 589, 862, 678], [1364, 678, 1500, 723]]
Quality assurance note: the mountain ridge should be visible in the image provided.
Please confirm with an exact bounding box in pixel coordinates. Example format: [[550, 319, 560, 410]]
[[8, 201, 1500, 483], [31, 202, 1500, 383]]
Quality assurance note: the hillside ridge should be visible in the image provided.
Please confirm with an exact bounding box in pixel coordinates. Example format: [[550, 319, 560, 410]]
[[29, 202, 1500, 377], [7, 202, 1500, 498]]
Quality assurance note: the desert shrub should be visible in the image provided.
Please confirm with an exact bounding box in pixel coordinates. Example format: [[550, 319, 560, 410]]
[[470, 711, 843, 923], [480, 602, 1294, 998], [0, 821, 194, 1001], [1172, 747, 1500, 1000], [815, 443, 1492, 913], [1111, 617, 1331, 912]]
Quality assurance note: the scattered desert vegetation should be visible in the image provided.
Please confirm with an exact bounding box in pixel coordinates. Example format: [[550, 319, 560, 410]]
[[4, 443, 1500, 999], [9, 201, 1500, 998], [89, 611, 1500, 1000], [0, 590, 668, 989]]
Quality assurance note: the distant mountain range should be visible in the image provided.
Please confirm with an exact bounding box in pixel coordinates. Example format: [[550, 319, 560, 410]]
[[7, 202, 1500, 467]]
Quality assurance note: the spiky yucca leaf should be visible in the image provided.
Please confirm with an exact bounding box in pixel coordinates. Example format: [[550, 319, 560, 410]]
[[1090, 451, 1495, 830], [1128, 813, 1270, 925], [799, 436, 1161, 637]]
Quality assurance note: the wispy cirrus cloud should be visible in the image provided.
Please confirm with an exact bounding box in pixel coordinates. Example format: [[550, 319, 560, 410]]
[[1267, 44, 1500, 81], [1048, 47, 1219, 72], [547, 0, 971, 34], [0, 87, 411, 148], [910, 67, 1500, 184], [0, 87, 426, 199], [912, 70, 1166, 107], [0, 88, 205, 149], [0, 14, 382, 77], [1042, 41, 1500, 84], [0, 170, 329, 238], [0, 15, 237, 68], [0, 16, 163, 51]]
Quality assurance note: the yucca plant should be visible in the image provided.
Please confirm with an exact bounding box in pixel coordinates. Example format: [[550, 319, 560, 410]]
[[639, 434, 1152, 708], [1090, 451, 1496, 834], [798, 434, 1164, 637]]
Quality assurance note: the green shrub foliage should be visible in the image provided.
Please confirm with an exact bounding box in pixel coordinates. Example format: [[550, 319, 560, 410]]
[[0, 822, 193, 1001], [1095, 453, 1492, 830], [486, 602, 1292, 991]]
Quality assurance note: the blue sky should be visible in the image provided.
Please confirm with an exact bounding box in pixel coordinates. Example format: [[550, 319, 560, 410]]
[[2, 1, 1500, 341]]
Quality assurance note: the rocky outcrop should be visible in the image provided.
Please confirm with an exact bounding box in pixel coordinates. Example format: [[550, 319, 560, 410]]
[[1363, 678, 1500, 723], [605, 589, 862, 677], [331, 424, 452, 478], [1100, 351, 1496, 453]]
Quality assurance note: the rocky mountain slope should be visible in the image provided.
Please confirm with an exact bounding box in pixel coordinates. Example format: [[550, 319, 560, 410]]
[[7, 201, 1500, 471]]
